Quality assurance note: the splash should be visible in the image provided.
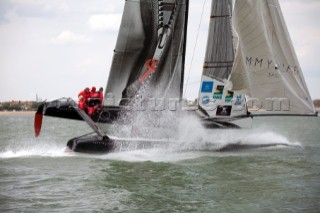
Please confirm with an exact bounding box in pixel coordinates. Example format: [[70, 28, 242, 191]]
[[87, 115, 303, 163], [0, 113, 302, 161], [172, 114, 302, 152], [0, 139, 73, 159], [90, 129, 302, 163]]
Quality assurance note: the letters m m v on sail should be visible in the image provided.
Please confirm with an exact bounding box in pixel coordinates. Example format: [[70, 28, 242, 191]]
[[245, 56, 300, 75]]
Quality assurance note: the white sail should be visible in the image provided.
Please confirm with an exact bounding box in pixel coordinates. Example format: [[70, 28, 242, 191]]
[[230, 0, 316, 115]]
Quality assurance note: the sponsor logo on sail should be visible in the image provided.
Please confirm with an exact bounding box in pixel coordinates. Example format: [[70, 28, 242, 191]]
[[213, 85, 224, 100], [234, 95, 243, 106], [225, 90, 234, 103], [202, 96, 210, 105], [216, 105, 232, 116], [201, 81, 214, 93]]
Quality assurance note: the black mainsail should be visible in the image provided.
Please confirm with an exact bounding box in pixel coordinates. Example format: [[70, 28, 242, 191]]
[[104, 0, 189, 107]]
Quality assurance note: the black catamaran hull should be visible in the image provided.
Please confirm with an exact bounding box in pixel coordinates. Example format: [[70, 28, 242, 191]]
[[66, 134, 172, 154], [67, 135, 114, 154]]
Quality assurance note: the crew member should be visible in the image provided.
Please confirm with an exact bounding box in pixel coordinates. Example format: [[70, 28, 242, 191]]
[[87, 86, 100, 115], [78, 87, 90, 110], [90, 86, 98, 98]]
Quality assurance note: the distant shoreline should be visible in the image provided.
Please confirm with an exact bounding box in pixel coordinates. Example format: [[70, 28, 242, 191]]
[[0, 111, 35, 115]]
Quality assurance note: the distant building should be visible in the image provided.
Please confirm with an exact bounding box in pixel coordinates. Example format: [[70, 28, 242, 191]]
[[1, 100, 35, 111]]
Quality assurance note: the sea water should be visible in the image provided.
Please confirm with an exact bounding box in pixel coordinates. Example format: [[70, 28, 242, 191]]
[[0, 113, 319, 212]]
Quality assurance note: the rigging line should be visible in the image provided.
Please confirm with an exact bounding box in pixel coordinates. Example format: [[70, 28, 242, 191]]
[[183, 0, 207, 99]]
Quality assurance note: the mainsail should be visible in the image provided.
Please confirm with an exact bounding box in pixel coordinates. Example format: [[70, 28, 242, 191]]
[[198, 0, 316, 118], [104, 0, 189, 107], [230, 0, 316, 115]]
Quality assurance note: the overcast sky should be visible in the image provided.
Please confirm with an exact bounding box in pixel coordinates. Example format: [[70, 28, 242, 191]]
[[0, 0, 319, 102]]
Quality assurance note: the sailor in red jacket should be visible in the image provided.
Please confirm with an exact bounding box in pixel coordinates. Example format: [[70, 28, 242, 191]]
[[78, 87, 90, 110], [87, 86, 101, 115], [90, 86, 98, 98]]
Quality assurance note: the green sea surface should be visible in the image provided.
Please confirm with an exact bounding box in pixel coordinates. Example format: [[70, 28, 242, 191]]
[[0, 114, 319, 212]]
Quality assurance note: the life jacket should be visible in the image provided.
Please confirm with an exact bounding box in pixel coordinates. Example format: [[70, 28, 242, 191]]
[[91, 92, 100, 99]]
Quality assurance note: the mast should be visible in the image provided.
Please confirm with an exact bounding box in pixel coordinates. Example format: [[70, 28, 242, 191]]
[[180, 0, 189, 99]]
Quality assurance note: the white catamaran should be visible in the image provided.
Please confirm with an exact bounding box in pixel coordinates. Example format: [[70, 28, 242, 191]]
[[34, 0, 317, 153]]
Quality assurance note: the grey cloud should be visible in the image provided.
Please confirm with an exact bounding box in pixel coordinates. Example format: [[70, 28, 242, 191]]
[[0, 0, 13, 23]]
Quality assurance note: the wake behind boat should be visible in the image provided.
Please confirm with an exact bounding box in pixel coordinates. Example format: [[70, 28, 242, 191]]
[[34, 0, 317, 154]]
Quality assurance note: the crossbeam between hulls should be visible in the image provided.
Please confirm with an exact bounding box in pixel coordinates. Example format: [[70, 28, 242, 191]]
[[67, 99, 106, 137]]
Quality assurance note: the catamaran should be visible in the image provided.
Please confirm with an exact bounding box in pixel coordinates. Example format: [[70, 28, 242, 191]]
[[34, 0, 317, 153]]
